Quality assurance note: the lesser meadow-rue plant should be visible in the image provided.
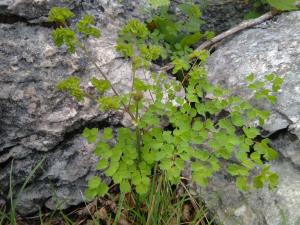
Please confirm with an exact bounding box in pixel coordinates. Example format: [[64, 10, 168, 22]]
[[48, 2, 283, 201]]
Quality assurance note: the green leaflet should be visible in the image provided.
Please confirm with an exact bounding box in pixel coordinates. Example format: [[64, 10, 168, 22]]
[[121, 19, 149, 39], [253, 166, 279, 189], [116, 43, 134, 58], [57, 76, 85, 101], [98, 96, 120, 110], [227, 164, 249, 176], [96, 159, 109, 170], [95, 142, 111, 158], [103, 128, 113, 140], [172, 57, 190, 73], [147, 0, 170, 8], [91, 77, 110, 94], [133, 78, 150, 91], [243, 127, 260, 139], [180, 32, 202, 47], [52, 28, 77, 53], [245, 0, 297, 20], [231, 112, 244, 127], [178, 3, 202, 18], [236, 176, 249, 191], [120, 180, 131, 193], [86, 176, 109, 198], [82, 128, 98, 144], [48, 7, 75, 23], [267, 0, 297, 10], [76, 15, 101, 38]]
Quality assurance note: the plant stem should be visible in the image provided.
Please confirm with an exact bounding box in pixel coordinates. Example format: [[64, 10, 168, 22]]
[[128, 67, 136, 108], [79, 43, 136, 121], [142, 68, 155, 103], [135, 101, 141, 161]]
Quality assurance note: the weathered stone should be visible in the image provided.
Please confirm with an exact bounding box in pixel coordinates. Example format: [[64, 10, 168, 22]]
[[195, 160, 300, 225], [207, 12, 300, 139], [0, 0, 76, 19], [200, 0, 251, 33], [271, 132, 300, 168], [0, 20, 128, 214], [0, 0, 250, 33], [205, 11, 300, 225]]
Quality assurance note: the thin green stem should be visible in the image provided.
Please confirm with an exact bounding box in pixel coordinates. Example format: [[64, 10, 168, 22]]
[[135, 101, 142, 161], [128, 68, 136, 108], [142, 67, 155, 103], [78, 43, 136, 121]]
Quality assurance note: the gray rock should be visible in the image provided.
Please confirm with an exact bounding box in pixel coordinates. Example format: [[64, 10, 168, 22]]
[[200, 0, 251, 33], [0, 0, 76, 19], [195, 160, 300, 225], [0, 0, 147, 21], [205, 11, 300, 225], [206, 12, 300, 138], [0, 20, 126, 214], [0, 0, 250, 33], [271, 133, 300, 169]]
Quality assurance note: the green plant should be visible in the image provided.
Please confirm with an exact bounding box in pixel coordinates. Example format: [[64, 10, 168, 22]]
[[146, 3, 214, 66], [267, 0, 298, 10], [123, 175, 216, 225], [147, 0, 170, 9], [245, 0, 298, 19], [48, 3, 283, 220]]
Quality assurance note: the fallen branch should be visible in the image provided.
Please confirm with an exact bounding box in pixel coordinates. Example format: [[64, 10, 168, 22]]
[[159, 10, 282, 71]]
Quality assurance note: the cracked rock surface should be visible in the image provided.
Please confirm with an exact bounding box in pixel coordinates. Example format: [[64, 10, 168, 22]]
[[205, 11, 300, 225]]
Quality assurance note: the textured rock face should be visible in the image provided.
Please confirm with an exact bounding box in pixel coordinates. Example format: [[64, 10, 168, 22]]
[[0, 19, 162, 214], [0, 0, 153, 214], [0, 22, 123, 214], [205, 11, 300, 225], [200, 0, 251, 33], [0, 0, 250, 30]]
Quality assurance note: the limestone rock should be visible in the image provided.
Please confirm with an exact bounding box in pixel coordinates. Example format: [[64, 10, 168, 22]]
[[0, 21, 123, 214]]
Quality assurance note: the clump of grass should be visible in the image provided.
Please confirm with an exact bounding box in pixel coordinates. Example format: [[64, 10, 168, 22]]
[[1, 166, 216, 225], [116, 172, 215, 225], [0, 158, 45, 225]]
